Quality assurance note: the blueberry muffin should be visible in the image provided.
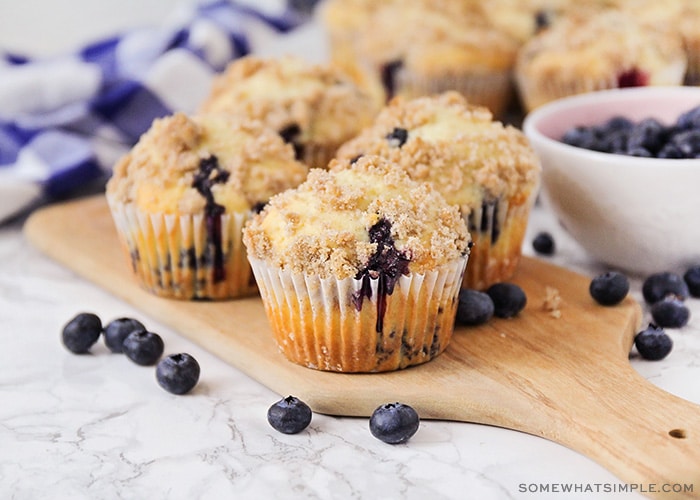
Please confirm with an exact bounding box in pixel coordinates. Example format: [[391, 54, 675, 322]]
[[615, 0, 700, 86], [320, 0, 519, 117], [335, 91, 541, 291], [198, 55, 380, 169], [679, 1, 700, 85], [106, 112, 308, 299], [242, 155, 470, 373], [514, 8, 687, 111], [469, 0, 571, 45]]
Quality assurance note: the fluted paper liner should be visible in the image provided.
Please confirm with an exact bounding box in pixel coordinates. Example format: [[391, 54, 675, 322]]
[[462, 192, 537, 291], [248, 256, 468, 373], [399, 69, 514, 117], [107, 199, 256, 299]]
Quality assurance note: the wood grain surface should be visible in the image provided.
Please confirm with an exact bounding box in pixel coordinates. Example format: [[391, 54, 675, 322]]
[[24, 195, 700, 498]]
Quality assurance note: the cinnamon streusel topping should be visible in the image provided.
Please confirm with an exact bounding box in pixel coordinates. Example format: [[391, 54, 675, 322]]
[[107, 112, 308, 215], [242, 155, 470, 279], [335, 91, 541, 214]]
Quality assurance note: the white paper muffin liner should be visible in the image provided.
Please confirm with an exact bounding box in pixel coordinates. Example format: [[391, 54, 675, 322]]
[[516, 60, 687, 112], [462, 193, 537, 291], [248, 255, 468, 373], [107, 198, 256, 299], [398, 69, 514, 117]]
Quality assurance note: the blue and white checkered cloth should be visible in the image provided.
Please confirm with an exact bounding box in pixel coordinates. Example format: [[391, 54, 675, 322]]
[[0, 0, 314, 221]]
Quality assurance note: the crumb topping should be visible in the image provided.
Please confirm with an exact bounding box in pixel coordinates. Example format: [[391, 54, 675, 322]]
[[198, 55, 379, 144], [516, 9, 686, 84], [106, 112, 308, 214], [352, 2, 518, 72], [542, 285, 562, 318], [335, 92, 541, 214], [242, 155, 470, 279]]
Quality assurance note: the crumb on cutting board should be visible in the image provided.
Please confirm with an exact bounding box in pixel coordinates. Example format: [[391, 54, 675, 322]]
[[542, 286, 562, 318]]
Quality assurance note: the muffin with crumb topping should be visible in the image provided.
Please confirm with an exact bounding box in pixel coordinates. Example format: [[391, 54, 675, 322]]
[[514, 8, 687, 111], [243, 155, 470, 373], [320, 0, 519, 117], [106, 112, 308, 299], [198, 55, 380, 169], [335, 92, 541, 291]]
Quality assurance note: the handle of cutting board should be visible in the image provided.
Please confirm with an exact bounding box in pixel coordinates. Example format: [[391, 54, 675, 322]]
[[433, 362, 700, 499], [555, 370, 700, 498]]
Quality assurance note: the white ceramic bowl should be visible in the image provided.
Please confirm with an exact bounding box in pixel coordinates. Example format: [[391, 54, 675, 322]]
[[522, 86, 700, 276]]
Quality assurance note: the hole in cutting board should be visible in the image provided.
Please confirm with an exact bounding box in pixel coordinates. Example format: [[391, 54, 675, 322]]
[[668, 428, 687, 439]]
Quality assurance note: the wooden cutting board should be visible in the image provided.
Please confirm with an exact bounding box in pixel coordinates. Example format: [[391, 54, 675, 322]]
[[24, 195, 700, 498]]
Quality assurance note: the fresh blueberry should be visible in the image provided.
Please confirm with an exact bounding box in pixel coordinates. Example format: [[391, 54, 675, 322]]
[[634, 323, 673, 361], [589, 271, 630, 306], [683, 266, 700, 297], [486, 283, 527, 318], [122, 330, 164, 366], [456, 289, 494, 326], [156, 353, 200, 395], [669, 130, 700, 158], [532, 231, 555, 255], [267, 395, 313, 434], [650, 298, 690, 328], [626, 118, 666, 154], [61, 313, 102, 354], [561, 126, 598, 149], [602, 116, 634, 133], [642, 272, 689, 304], [626, 146, 652, 158], [386, 127, 408, 148], [369, 402, 420, 444], [676, 105, 700, 130], [103, 317, 146, 353], [601, 130, 629, 154], [657, 143, 685, 159]]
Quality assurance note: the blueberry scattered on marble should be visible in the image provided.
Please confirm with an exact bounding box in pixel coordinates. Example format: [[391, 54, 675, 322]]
[[561, 105, 700, 158], [123, 330, 165, 366], [62, 313, 200, 395], [486, 282, 527, 318], [532, 231, 555, 255], [642, 272, 689, 304], [634, 323, 673, 361], [589, 271, 630, 306], [267, 395, 313, 434], [650, 298, 690, 329], [369, 402, 420, 444], [684, 266, 700, 297], [103, 317, 146, 353], [61, 312, 103, 354], [156, 353, 201, 395], [456, 289, 494, 326]]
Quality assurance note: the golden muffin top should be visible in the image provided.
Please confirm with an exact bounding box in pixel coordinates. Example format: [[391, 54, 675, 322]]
[[198, 55, 380, 147], [335, 92, 541, 214], [242, 155, 470, 279], [106, 112, 308, 215], [516, 9, 687, 86]]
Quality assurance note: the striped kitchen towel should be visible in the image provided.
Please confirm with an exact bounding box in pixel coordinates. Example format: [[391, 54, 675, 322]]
[[0, 0, 314, 221]]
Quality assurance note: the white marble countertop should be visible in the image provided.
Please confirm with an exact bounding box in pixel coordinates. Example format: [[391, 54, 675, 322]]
[[2, 2, 700, 499], [3, 195, 700, 500]]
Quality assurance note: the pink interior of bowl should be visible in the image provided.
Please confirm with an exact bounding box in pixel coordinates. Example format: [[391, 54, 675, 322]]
[[532, 88, 700, 141]]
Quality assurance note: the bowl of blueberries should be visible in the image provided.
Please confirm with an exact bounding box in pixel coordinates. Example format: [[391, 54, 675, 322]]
[[522, 86, 700, 276]]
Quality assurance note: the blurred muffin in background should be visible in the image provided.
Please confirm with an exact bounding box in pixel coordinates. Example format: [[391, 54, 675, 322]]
[[514, 8, 687, 111], [199, 55, 380, 169], [319, 0, 519, 117]]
